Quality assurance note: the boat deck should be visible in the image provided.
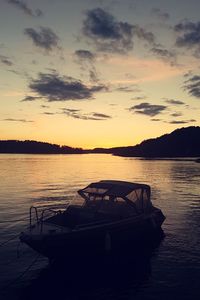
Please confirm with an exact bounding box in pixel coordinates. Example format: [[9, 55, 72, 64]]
[[29, 220, 71, 236]]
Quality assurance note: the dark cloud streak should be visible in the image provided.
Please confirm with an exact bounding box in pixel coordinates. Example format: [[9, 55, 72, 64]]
[[60, 108, 111, 120], [151, 118, 161, 122], [74, 50, 95, 61], [24, 27, 60, 52], [167, 119, 196, 124], [164, 99, 185, 105], [0, 55, 13, 66], [5, 0, 43, 17], [183, 75, 200, 98], [151, 47, 177, 65], [42, 112, 55, 115], [21, 95, 42, 102], [129, 102, 167, 116], [170, 112, 182, 117], [116, 85, 141, 93], [3, 118, 33, 123]]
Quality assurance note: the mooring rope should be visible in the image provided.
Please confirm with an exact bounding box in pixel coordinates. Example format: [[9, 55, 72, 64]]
[[0, 234, 19, 248]]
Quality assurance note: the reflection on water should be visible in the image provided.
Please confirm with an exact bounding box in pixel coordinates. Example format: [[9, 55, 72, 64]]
[[20, 234, 164, 300], [0, 154, 200, 300]]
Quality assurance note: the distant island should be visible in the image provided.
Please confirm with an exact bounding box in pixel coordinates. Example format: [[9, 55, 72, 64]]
[[0, 126, 200, 157], [0, 140, 84, 154]]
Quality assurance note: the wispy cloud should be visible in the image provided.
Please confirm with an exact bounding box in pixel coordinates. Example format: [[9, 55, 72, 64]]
[[167, 119, 196, 124], [3, 118, 33, 123], [74, 50, 95, 61], [151, 118, 162, 122], [151, 47, 177, 65], [170, 112, 183, 117], [28, 72, 107, 101], [151, 8, 170, 21], [5, 0, 43, 17], [42, 112, 56, 115], [21, 95, 42, 102], [129, 102, 167, 116], [92, 112, 111, 119], [61, 108, 111, 120], [40, 105, 50, 108], [131, 96, 147, 100], [115, 84, 140, 93], [24, 27, 60, 52], [0, 55, 13, 66], [74, 49, 99, 82], [164, 99, 185, 105], [183, 74, 200, 98]]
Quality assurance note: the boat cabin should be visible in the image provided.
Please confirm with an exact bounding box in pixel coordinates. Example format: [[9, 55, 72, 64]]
[[43, 180, 153, 229], [78, 180, 153, 216]]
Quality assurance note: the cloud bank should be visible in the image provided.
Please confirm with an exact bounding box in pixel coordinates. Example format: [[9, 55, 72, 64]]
[[82, 8, 156, 53]]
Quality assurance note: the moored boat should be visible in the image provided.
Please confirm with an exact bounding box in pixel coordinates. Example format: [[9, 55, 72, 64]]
[[20, 180, 165, 260]]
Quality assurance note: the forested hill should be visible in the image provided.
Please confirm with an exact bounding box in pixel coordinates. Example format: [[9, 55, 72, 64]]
[[111, 126, 200, 157], [1, 126, 200, 157], [0, 140, 83, 154]]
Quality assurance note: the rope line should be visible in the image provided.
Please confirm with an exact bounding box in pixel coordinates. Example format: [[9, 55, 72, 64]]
[[0, 234, 19, 248]]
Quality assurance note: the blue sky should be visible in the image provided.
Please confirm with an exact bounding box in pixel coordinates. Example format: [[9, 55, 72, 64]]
[[1, 0, 200, 148]]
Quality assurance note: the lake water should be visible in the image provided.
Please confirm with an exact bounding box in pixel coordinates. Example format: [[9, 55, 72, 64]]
[[0, 154, 200, 300]]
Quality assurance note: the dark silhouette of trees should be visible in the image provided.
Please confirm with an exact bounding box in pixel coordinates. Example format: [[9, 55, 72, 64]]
[[112, 126, 200, 157], [0, 140, 83, 154], [0, 126, 200, 157]]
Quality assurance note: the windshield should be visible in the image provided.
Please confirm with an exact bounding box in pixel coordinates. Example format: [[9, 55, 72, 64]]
[[126, 188, 151, 212], [77, 181, 151, 214]]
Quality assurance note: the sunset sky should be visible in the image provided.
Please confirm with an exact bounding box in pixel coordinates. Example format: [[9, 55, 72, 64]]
[[1, 0, 200, 148]]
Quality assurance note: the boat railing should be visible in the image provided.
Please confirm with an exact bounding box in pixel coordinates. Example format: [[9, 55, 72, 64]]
[[29, 204, 69, 232], [29, 206, 39, 229]]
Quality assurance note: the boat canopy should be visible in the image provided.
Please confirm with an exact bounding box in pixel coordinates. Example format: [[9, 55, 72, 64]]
[[78, 180, 151, 206]]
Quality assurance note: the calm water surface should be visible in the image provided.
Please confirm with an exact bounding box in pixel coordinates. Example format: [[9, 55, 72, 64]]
[[0, 154, 200, 300]]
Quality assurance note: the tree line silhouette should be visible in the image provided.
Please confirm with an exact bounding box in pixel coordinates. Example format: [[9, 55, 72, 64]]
[[0, 126, 200, 157]]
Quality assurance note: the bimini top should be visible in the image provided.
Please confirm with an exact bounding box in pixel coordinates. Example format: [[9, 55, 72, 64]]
[[78, 180, 150, 198]]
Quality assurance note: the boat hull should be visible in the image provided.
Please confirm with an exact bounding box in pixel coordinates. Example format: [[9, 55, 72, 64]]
[[20, 209, 165, 260]]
